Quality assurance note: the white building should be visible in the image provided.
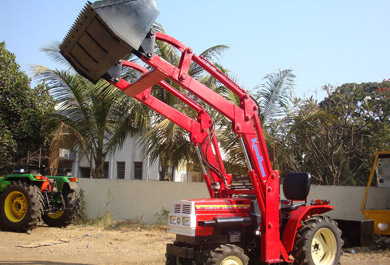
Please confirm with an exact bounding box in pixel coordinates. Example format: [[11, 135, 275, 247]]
[[59, 136, 159, 181], [57, 133, 205, 182]]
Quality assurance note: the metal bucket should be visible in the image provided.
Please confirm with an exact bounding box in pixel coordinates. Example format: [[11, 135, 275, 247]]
[[60, 0, 159, 83]]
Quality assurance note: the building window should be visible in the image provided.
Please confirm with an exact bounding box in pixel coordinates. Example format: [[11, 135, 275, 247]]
[[117, 162, 125, 179], [134, 162, 143, 180], [79, 167, 90, 178], [104, 162, 109, 179]]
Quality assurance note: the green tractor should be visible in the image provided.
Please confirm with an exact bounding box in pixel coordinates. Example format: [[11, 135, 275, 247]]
[[0, 173, 80, 232]]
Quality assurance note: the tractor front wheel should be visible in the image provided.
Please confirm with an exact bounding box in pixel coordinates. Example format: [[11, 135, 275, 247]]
[[0, 181, 44, 232], [42, 189, 79, 227], [206, 244, 249, 265], [293, 215, 343, 265]]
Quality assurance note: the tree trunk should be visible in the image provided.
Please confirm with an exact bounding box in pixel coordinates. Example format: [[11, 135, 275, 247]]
[[94, 148, 105, 179]]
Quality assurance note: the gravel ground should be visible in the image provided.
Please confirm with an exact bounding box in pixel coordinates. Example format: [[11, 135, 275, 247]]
[[0, 225, 388, 265]]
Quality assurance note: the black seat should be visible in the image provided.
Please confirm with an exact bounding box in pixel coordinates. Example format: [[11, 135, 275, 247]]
[[281, 172, 311, 211]]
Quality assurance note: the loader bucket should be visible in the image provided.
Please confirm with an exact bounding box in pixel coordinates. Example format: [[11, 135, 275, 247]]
[[60, 0, 159, 83]]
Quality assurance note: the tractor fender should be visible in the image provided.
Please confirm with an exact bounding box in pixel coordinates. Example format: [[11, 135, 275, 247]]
[[48, 177, 78, 192], [62, 182, 78, 191], [1, 174, 46, 192], [281, 205, 334, 253], [3, 174, 44, 182]]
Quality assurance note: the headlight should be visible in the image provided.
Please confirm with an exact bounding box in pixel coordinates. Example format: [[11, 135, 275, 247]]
[[183, 217, 190, 226], [170, 216, 177, 225], [378, 223, 388, 231]]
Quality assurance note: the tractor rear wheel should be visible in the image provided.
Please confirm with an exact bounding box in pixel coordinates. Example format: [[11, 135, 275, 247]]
[[293, 215, 343, 265], [42, 189, 79, 227], [0, 181, 44, 232], [206, 244, 249, 265]]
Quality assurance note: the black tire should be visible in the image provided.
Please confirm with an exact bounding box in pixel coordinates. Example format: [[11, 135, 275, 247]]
[[293, 215, 343, 265], [206, 244, 249, 265], [0, 181, 44, 232], [42, 189, 79, 227]]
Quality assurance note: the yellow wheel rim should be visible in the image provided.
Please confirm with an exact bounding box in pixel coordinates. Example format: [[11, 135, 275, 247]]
[[4, 191, 27, 222], [311, 228, 337, 265], [221, 256, 243, 265], [47, 211, 64, 219]]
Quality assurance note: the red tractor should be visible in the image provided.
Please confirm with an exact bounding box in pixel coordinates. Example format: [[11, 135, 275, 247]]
[[60, 1, 343, 264]]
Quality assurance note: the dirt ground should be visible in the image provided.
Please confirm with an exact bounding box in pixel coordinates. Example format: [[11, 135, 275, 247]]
[[0, 224, 389, 265]]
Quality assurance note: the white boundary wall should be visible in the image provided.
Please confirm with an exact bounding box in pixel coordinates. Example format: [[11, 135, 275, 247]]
[[78, 179, 389, 224]]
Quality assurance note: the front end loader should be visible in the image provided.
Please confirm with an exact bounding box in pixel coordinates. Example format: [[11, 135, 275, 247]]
[[59, 1, 343, 264]]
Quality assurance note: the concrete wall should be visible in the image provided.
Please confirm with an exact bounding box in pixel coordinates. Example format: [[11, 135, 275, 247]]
[[78, 179, 390, 224], [78, 179, 209, 224], [305, 185, 389, 220]]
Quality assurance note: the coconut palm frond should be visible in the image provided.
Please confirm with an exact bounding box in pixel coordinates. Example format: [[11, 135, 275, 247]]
[[40, 41, 72, 68], [255, 69, 295, 126]]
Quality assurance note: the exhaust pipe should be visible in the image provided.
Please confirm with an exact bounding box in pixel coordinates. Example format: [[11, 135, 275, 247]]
[[60, 0, 159, 84]]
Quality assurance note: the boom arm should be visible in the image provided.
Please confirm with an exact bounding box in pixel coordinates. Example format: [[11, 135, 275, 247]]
[[119, 60, 230, 198]]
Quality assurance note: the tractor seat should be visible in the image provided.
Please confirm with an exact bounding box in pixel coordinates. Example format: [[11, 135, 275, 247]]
[[281, 172, 311, 212]]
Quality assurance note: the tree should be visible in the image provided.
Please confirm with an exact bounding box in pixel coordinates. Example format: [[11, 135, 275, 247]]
[[0, 42, 55, 173], [35, 66, 149, 178], [276, 82, 390, 185]]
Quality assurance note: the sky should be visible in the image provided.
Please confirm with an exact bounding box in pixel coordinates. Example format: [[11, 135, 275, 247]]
[[1, 0, 389, 101]]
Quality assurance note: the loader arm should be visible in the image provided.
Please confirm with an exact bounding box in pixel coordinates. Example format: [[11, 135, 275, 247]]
[[116, 60, 230, 197]]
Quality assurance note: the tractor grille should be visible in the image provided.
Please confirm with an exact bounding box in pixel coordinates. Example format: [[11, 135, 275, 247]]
[[173, 203, 192, 214], [182, 204, 191, 214], [174, 204, 181, 213]]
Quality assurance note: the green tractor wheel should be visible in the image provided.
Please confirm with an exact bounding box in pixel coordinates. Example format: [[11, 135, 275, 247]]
[[0, 181, 44, 232], [42, 189, 79, 227]]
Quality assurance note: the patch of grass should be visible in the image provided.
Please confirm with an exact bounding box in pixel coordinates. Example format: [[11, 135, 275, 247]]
[[74, 188, 88, 224], [74, 188, 114, 227], [107, 217, 146, 231], [154, 207, 169, 229], [90, 211, 114, 227]]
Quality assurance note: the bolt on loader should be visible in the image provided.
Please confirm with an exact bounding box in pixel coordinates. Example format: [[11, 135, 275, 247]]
[[59, 0, 343, 264]]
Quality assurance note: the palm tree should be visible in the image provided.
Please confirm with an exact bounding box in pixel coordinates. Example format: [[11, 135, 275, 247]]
[[34, 66, 149, 178], [217, 69, 296, 177]]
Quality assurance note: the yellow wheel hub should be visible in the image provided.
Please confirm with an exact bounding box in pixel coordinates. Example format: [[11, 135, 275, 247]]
[[221, 256, 243, 265], [47, 211, 64, 219], [311, 228, 337, 265], [4, 191, 27, 222]]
